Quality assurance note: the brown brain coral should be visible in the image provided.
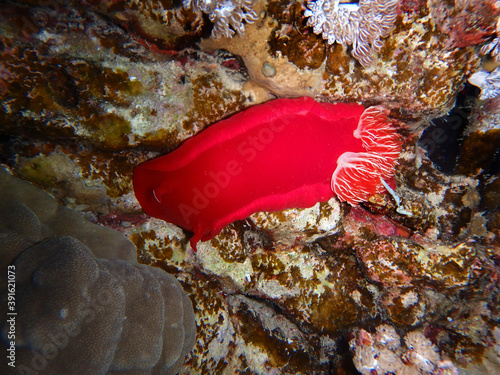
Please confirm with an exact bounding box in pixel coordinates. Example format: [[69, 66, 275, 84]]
[[1, 236, 195, 375], [0, 168, 196, 375]]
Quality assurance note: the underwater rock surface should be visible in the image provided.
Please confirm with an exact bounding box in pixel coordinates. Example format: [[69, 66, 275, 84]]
[[0, 0, 499, 374]]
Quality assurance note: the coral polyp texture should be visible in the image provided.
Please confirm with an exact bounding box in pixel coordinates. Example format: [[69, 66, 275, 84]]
[[304, 0, 399, 66], [183, 0, 259, 38]]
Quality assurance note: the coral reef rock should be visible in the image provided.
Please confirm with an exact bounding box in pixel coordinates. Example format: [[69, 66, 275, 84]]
[[183, 0, 259, 39], [1, 0, 500, 373]]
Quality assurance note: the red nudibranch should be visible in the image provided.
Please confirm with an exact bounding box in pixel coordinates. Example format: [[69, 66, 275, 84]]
[[133, 97, 401, 250]]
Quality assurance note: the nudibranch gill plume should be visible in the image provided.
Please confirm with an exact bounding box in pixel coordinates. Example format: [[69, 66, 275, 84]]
[[133, 97, 402, 250]]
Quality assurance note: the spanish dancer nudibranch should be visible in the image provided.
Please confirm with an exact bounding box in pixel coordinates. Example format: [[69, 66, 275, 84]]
[[133, 97, 402, 250]]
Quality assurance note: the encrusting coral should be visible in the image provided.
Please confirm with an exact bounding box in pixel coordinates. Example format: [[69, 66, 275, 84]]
[[304, 0, 399, 66], [0, 168, 196, 375]]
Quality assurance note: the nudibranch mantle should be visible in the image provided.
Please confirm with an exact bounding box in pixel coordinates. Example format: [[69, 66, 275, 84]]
[[133, 97, 401, 250]]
